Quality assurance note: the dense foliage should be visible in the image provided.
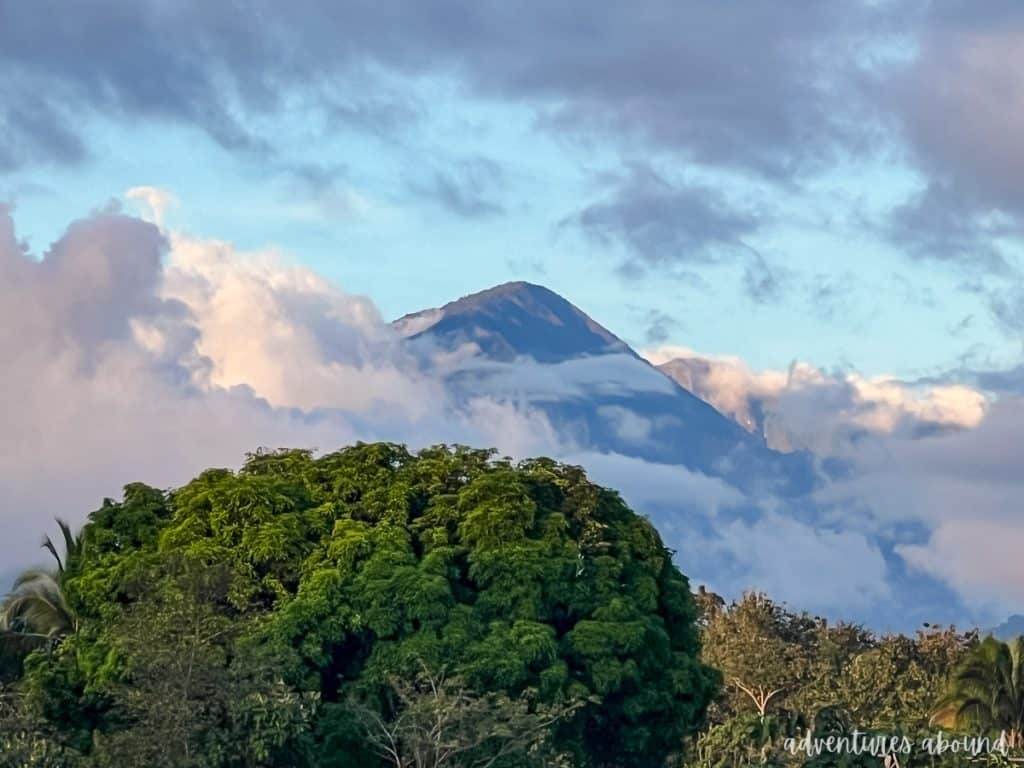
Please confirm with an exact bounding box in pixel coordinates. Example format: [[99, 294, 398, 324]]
[[3, 442, 1021, 767], [692, 592, 1015, 767], [0, 443, 717, 767]]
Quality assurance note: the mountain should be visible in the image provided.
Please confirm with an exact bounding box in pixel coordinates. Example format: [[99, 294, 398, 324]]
[[395, 281, 633, 363], [396, 281, 816, 496]]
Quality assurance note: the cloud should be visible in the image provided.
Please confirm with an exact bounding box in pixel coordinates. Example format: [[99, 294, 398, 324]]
[[643, 340, 1024, 623], [568, 450, 891, 615], [161, 232, 434, 414], [648, 346, 987, 452], [742, 255, 790, 304], [0, 198, 911, 626], [884, 5, 1024, 215], [9, 0, 1024, 296], [443, 351, 677, 403], [0, 202, 558, 584], [884, 182, 1015, 271], [566, 163, 759, 277], [637, 308, 679, 345], [126, 186, 179, 228], [874, 3, 1024, 268], [701, 512, 892, 612], [819, 395, 1024, 618], [409, 156, 504, 218], [0, 1, 878, 178]]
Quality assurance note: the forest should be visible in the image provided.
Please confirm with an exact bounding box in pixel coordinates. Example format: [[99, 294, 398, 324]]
[[0, 443, 1018, 767]]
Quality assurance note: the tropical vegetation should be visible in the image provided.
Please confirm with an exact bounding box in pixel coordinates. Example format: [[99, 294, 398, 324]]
[[0, 442, 1019, 767]]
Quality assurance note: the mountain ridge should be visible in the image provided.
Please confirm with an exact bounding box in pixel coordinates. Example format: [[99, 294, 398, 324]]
[[394, 281, 635, 363], [395, 280, 817, 497]]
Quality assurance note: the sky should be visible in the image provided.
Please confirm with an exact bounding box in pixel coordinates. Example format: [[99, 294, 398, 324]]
[[4, 0, 1024, 628], [5, 0, 1024, 376]]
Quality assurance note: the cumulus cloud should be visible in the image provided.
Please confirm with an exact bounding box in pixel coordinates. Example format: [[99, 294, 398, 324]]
[[647, 345, 987, 452], [0, 202, 559, 584], [815, 395, 1024, 619], [643, 342, 1024, 621], [161, 233, 434, 414]]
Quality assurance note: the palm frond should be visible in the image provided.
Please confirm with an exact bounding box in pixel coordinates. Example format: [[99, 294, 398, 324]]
[[933, 636, 1024, 737], [1, 570, 73, 637], [40, 534, 64, 574]]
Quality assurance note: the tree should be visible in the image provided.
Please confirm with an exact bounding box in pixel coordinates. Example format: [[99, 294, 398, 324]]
[[356, 665, 580, 768], [835, 626, 974, 731], [1, 519, 80, 639], [701, 593, 817, 719], [169, 445, 718, 766], [10, 444, 715, 767], [931, 636, 1024, 748], [0, 682, 84, 767], [90, 560, 318, 768]]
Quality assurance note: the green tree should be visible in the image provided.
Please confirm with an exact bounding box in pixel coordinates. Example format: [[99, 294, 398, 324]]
[[0, 683, 84, 767], [90, 560, 318, 768], [701, 593, 817, 719], [11, 443, 717, 768], [835, 626, 974, 731]]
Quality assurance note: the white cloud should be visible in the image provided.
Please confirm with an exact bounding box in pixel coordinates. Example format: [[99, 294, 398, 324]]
[[703, 512, 892, 612], [567, 450, 891, 615], [0, 201, 558, 582], [444, 352, 676, 402], [646, 344, 987, 452], [160, 231, 436, 414], [126, 185, 178, 228]]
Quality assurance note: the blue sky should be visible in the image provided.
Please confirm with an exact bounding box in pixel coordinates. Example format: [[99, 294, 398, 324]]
[[3, 4, 1022, 380]]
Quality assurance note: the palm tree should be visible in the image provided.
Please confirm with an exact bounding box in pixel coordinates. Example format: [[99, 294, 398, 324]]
[[40, 517, 83, 577], [0, 519, 81, 639], [931, 636, 1024, 748]]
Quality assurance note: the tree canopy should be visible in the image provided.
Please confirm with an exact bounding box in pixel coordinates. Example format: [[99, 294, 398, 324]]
[[1, 443, 718, 767]]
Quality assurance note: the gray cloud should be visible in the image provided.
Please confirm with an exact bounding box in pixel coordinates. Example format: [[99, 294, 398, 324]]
[[883, 3, 1024, 214], [805, 271, 856, 321], [0, 0, 878, 177], [0, 89, 87, 171], [7, 0, 1024, 293], [639, 308, 679, 345], [874, 2, 1024, 267], [743, 255, 791, 304], [409, 156, 505, 218], [958, 278, 1024, 335], [10, 0, 1024, 292], [884, 182, 1015, 271], [566, 163, 759, 277]]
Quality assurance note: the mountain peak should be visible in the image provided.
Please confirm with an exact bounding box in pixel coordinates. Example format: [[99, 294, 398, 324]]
[[394, 281, 632, 363]]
